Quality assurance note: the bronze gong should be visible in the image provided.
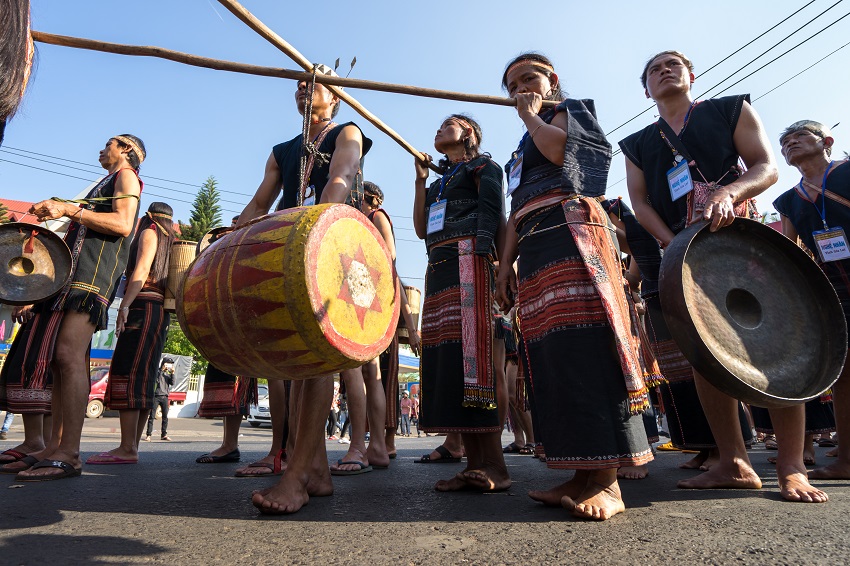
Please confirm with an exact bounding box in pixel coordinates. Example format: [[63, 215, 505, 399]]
[[0, 222, 73, 306], [196, 226, 233, 254], [660, 218, 847, 408]]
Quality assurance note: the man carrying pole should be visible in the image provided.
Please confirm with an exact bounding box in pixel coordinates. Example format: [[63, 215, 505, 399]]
[[235, 64, 372, 514]]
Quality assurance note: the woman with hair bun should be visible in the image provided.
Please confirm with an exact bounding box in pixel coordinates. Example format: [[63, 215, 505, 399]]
[[413, 114, 509, 492], [88, 201, 177, 464]]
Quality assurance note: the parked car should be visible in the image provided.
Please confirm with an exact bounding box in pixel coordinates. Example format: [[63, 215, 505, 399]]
[[247, 384, 271, 427], [87, 367, 187, 418]]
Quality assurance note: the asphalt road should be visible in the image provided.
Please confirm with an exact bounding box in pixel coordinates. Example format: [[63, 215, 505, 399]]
[[1, 416, 848, 565]]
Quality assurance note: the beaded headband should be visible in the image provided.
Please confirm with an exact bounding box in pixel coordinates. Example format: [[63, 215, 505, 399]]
[[114, 136, 146, 163]]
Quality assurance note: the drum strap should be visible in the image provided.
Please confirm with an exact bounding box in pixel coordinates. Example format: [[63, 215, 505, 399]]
[[823, 189, 850, 210]]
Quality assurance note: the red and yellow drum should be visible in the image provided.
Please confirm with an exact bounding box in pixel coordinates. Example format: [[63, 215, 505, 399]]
[[177, 204, 400, 380]]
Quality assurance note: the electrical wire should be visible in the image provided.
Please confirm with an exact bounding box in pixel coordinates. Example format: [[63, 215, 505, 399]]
[[753, 38, 850, 101], [605, 0, 837, 137], [2, 144, 256, 198]]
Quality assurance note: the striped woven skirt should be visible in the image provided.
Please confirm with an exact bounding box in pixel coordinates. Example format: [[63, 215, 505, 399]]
[[419, 237, 499, 433], [517, 205, 652, 470], [0, 307, 62, 414], [751, 401, 835, 435], [198, 364, 256, 417], [104, 294, 170, 410], [379, 334, 400, 430]]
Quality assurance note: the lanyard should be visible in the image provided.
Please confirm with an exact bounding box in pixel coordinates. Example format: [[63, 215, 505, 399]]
[[436, 162, 464, 202], [800, 160, 834, 229], [658, 100, 698, 164]]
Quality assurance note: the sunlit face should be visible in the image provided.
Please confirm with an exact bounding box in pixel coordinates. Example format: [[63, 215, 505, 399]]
[[505, 64, 555, 99], [644, 55, 693, 99], [98, 139, 128, 170], [295, 80, 338, 116], [780, 130, 830, 165], [433, 118, 469, 153]]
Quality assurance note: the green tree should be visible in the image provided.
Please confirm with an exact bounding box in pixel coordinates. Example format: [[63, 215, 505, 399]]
[[179, 175, 223, 241], [163, 321, 208, 375], [0, 200, 10, 224]]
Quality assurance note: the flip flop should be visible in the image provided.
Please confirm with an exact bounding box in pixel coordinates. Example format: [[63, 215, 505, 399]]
[[0, 449, 27, 463], [817, 438, 838, 448], [196, 448, 241, 463], [503, 442, 523, 453], [519, 443, 535, 455], [85, 452, 138, 465], [330, 459, 373, 476], [234, 449, 285, 477], [656, 441, 681, 451], [415, 444, 462, 463], [16, 459, 82, 482], [0, 455, 39, 474]]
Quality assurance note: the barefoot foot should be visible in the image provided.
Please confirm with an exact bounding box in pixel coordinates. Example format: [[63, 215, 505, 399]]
[[677, 460, 762, 490], [808, 461, 850, 480], [529, 473, 588, 506], [777, 466, 828, 503], [679, 449, 710, 470], [561, 480, 625, 521], [461, 468, 511, 492], [617, 464, 648, 480]]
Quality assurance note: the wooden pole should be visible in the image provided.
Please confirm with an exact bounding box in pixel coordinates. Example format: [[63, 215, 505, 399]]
[[215, 0, 443, 169], [32, 31, 553, 110]]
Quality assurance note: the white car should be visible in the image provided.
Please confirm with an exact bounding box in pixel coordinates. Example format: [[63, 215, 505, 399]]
[[247, 384, 271, 428]]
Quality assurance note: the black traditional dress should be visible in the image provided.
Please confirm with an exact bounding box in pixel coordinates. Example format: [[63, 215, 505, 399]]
[[0, 169, 140, 413], [419, 155, 504, 433], [619, 96, 756, 450], [105, 222, 173, 410], [510, 100, 652, 470]]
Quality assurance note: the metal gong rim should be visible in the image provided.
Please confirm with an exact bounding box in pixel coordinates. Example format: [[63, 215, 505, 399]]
[[0, 222, 73, 306], [659, 218, 847, 408]]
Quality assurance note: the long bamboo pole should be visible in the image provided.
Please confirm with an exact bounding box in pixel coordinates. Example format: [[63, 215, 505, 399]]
[[215, 0, 443, 170], [32, 31, 555, 110]]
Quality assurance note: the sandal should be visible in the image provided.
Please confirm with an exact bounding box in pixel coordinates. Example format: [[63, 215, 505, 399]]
[[503, 442, 523, 453], [0, 454, 39, 474], [519, 443, 535, 455], [16, 459, 82, 482], [195, 448, 241, 463], [817, 437, 838, 448], [764, 435, 778, 450], [234, 449, 285, 477], [414, 444, 461, 463]]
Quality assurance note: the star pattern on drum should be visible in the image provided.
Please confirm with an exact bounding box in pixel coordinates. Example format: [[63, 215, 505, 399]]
[[338, 245, 383, 328]]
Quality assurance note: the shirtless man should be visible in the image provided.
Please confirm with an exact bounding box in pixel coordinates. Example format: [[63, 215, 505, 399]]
[[235, 65, 372, 513]]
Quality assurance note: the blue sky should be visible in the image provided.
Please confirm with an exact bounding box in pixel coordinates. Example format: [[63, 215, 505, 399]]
[[3, 0, 849, 288]]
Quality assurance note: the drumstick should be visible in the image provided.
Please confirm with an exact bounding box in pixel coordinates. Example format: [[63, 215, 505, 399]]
[[31, 32, 556, 110]]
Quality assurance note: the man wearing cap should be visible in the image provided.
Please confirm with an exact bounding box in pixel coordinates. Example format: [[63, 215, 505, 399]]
[[235, 65, 373, 514], [145, 357, 176, 442], [776, 120, 850, 485]]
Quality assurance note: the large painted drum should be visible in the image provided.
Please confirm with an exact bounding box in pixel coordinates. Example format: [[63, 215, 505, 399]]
[[177, 204, 400, 380]]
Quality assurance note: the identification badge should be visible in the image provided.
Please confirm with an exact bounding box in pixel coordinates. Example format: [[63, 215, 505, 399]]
[[427, 200, 447, 234], [667, 160, 694, 201], [507, 150, 523, 196], [813, 226, 850, 262], [303, 185, 316, 207]]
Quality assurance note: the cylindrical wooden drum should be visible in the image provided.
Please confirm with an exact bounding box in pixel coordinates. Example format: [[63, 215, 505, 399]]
[[164, 240, 197, 312], [177, 204, 400, 380], [398, 285, 421, 344]]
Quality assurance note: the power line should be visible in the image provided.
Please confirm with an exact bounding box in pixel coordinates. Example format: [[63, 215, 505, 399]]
[[710, 10, 850, 98], [605, 0, 833, 137], [753, 38, 850, 101], [2, 144, 256, 198], [698, 1, 848, 99], [0, 158, 243, 215], [0, 149, 250, 207]]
